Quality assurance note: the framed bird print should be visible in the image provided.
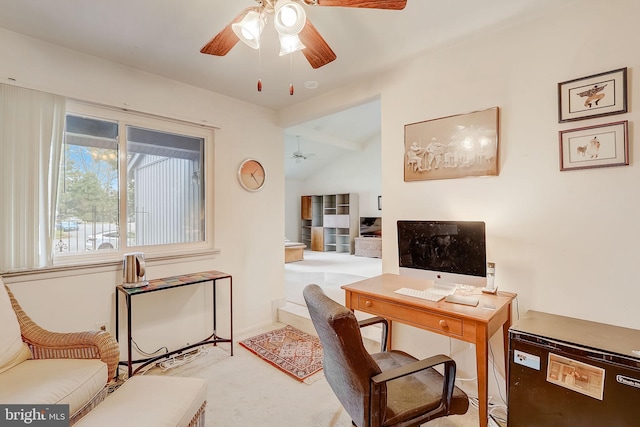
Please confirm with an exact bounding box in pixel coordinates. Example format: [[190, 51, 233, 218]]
[[558, 67, 627, 123]]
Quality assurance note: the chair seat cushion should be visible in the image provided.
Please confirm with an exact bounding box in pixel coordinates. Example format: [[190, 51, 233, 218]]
[[372, 350, 469, 426], [0, 358, 107, 415]]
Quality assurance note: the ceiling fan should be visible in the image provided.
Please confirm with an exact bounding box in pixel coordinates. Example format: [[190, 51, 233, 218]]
[[289, 136, 315, 163], [200, 0, 407, 72]]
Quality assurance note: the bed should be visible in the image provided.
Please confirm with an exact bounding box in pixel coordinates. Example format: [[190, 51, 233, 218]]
[[285, 240, 306, 263]]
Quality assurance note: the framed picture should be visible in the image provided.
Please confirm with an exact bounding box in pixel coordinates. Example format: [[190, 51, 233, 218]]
[[404, 107, 499, 181], [558, 67, 627, 123], [559, 121, 628, 171], [546, 353, 605, 400]]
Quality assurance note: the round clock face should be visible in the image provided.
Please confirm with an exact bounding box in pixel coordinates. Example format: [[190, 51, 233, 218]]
[[238, 159, 266, 191]]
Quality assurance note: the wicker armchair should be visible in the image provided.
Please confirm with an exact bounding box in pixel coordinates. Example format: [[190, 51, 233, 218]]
[[5, 285, 119, 381]]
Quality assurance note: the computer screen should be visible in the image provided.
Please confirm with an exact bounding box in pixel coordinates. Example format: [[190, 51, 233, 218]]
[[397, 220, 487, 287]]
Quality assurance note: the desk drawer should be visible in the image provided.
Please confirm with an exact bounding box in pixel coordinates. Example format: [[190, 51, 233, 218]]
[[356, 295, 463, 337]]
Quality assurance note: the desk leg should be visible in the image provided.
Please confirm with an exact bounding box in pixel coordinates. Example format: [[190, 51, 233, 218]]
[[502, 302, 513, 375], [229, 277, 233, 356], [475, 326, 489, 427]]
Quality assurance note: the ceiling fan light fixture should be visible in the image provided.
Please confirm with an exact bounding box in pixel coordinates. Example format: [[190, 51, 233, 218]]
[[232, 8, 266, 49], [278, 34, 306, 55], [274, 0, 306, 36]]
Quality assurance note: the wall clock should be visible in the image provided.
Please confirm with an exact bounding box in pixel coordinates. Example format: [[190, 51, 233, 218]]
[[238, 158, 266, 192]]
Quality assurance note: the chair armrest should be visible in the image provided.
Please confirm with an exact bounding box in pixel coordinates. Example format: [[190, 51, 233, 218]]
[[371, 354, 457, 411], [357, 316, 388, 352], [22, 328, 120, 381], [7, 285, 120, 381]]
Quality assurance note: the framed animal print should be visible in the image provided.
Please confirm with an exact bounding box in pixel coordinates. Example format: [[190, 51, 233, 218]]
[[559, 121, 628, 171], [558, 68, 627, 123]]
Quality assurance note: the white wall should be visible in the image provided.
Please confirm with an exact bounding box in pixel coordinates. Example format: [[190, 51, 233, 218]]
[[280, 0, 640, 400], [285, 134, 382, 241], [0, 28, 285, 355]]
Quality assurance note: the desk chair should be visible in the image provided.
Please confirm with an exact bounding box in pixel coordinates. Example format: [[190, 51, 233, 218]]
[[303, 284, 469, 427]]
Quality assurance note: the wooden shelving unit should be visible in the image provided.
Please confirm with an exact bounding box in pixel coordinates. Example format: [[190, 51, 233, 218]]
[[300, 193, 358, 254]]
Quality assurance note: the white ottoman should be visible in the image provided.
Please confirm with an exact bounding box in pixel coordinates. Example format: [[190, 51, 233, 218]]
[[75, 376, 206, 427]]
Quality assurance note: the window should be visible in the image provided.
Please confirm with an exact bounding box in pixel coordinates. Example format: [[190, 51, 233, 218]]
[[54, 102, 212, 262]]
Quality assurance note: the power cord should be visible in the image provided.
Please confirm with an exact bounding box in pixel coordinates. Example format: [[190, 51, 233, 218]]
[[449, 336, 509, 425], [131, 338, 169, 357]]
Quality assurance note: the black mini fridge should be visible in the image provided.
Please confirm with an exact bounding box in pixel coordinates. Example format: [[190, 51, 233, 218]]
[[508, 310, 640, 426]]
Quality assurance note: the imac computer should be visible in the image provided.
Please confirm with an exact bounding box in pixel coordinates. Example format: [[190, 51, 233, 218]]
[[397, 220, 487, 288]]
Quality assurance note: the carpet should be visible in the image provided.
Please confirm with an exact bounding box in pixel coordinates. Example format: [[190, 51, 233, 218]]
[[239, 325, 323, 382]]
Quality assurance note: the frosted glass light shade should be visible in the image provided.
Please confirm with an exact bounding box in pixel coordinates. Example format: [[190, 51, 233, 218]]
[[232, 8, 265, 49], [278, 34, 306, 55], [274, 0, 306, 36]]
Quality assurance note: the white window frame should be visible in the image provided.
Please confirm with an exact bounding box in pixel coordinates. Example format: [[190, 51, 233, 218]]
[[53, 100, 216, 267]]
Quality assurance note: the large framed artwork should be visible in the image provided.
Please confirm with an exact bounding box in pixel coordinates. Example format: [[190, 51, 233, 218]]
[[404, 107, 499, 182], [558, 67, 627, 123], [559, 121, 628, 171]]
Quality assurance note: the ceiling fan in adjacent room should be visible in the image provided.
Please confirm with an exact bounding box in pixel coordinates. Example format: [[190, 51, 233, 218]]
[[289, 136, 316, 163], [200, 0, 407, 93]]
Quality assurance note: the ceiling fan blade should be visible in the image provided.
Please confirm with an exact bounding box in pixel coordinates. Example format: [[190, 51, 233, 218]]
[[200, 8, 251, 56], [307, 0, 407, 10], [299, 18, 337, 69]]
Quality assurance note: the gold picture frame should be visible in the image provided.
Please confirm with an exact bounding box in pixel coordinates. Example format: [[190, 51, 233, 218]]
[[404, 107, 499, 182]]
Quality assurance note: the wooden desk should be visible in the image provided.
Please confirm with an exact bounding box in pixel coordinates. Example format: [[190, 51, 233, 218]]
[[342, 273, 516, 427]]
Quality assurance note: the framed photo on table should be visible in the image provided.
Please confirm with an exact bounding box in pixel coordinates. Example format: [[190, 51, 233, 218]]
[[559, 121, 628, 171], [558, 68, 627, 123]]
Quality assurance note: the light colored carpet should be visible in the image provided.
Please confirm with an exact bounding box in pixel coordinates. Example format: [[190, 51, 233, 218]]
[[143, 322, 481, 427], [285, 251, 382, 307], [139, 252, 487, 425]]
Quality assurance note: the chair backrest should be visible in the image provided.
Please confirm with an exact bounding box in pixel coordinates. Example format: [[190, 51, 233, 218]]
[[303, 284, 385, 427]]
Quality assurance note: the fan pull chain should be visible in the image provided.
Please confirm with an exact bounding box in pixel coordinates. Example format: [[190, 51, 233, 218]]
[[257, 45, 262, 92], [289, 54, 294, 95]]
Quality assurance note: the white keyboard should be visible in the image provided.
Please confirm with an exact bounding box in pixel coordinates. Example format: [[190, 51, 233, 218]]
[[394, 287, 453, 302]]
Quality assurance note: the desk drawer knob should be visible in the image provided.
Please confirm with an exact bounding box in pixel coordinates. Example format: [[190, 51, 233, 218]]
[[365, 300, 372, 307], [439, 320, 448, 328]]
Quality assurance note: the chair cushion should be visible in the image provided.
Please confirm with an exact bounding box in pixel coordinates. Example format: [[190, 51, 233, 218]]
[[372, 350, 469, 426], [0, 358, 107, 415], [0, 281, 32, 374]]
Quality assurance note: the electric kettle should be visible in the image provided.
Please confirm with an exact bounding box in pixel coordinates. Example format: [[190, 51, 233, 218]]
[[122, 252, 148, 288]]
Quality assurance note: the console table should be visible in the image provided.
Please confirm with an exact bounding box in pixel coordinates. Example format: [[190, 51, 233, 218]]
[[342, 273, 516, 427], [115, 270, 233, 378]]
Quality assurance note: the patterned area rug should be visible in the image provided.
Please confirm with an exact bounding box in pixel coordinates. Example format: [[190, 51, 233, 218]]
[[239, 325, 323, 382]]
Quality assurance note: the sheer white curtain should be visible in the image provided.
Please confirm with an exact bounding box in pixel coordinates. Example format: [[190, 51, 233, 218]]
[[0, 84, 66, 272]]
